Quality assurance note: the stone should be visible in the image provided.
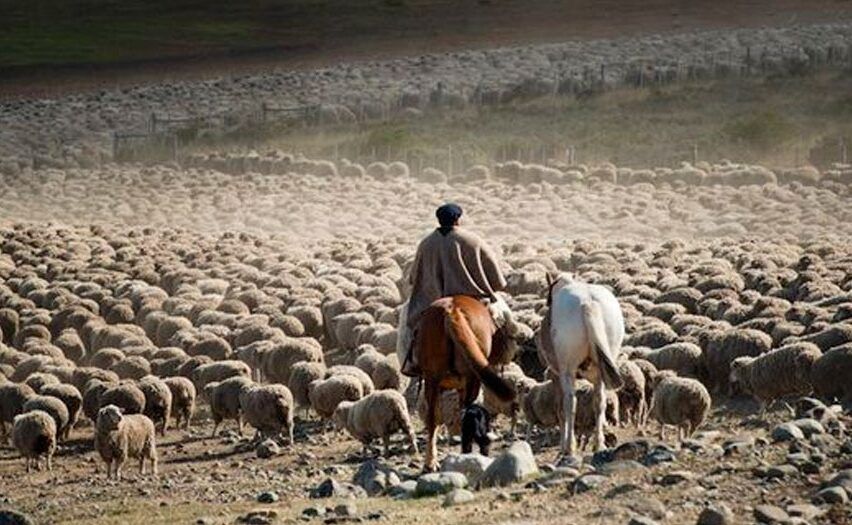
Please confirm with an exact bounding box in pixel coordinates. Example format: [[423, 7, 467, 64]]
[[415, 472, 468, 497], [255, 439, 280, 459], [628, 517, 659, 525], [310, 478, 367, 499], [597, 460, 647, 475], [621, 497, 667, 520], [815, 486, 848, 504], [722, 438, 753, 456], [659, 470, 694, 486], [786, 504, 823, 520], [387, 480, 417, 499], [604, 483, 643, 499], [643, 447, 677, 466], [442, 488, 475, 507], [753, 505, 789, 524], [771, 423, 805, 442], [791, 418, 825, 437], [0, 510, 34, 525], [573, 474, 608, 494], [478, 441, 539, 488], [766, 464, 799, 480], [333, 503, 358, 517], [353, 459, 400, 496], [256, 491, 279, 503], [612, 439, 654, 461], [696, 504, 734, 525], [441, 453, 493, 482], [302, 506, 326, 518], [823, 469, 852, 493]]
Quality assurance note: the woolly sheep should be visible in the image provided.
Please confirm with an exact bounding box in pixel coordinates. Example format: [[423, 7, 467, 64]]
[[111, 356, 152, 380], [701, 328, 772, 393], [23, 372, 60, 392], [810, 344, 852, 402], [192, 360, 251, 391], [308, 375, 364, 421], [648, 376, 711, 441], [99, 382, 146, 415], [326, 365, 374, 394], [371, 356, 405, 391], [83, 380, 110, 422], [39, 383, 82, 440], [163, 376, 196, 430], [94, 405, 157, 479], [0, 382, 36, 441], [730, 342, 822, 410], [287, 361, 327, 417], [71, 367, 119, 392], [260, 338, 323, 384], [629, 342, 704, 378], [239, 384, 294, 444], [616, 359, 647, 426], [22, 394, 69, 443], [482, 363, 537, 434], [12, 410, 56, 472], [205, 376, 254, 436], [138, 376, 173, 436], [333, 390, 417, 456], [189, 335, 232, 361]]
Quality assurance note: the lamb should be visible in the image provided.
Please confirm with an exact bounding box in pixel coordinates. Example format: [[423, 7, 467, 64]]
[[22, 395, 69, 442], [616, 359, 647, 426], [629, 342, 704, 378], [308, 375, 364, 421], [94, 405, 158, 479], [333, 390, 418, 457], [730, 342, 822, 410], [239, 384, 294, 444], [0, 382, 36, 441], [99, 382, 146, 415], [163, 376, 196, 430], [205, 376, 254, 436], [648, 376, 711, 441], [192, 360, 251, 391], [138, 376, 173, 435], [810, 344, 852, 402], [38, 383, 82, 440], [287, 361, 327, 417], [12, 410, 56, 472]]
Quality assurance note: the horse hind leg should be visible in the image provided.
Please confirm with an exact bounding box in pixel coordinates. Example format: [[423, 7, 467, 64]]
[[558, 372, 577, 457], [423, 380, 441, 472], [592, 379, 607, 452]]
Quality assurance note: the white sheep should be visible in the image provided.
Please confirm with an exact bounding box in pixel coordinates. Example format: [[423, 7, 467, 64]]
[[94, 405, 158, 479], [205, 376, 254, 436], [333, 390, 418, 456], [649, 376, 711, 441], [138, 375, 173, 436], [308, 375, 364, 422], [239, 384, 294, 444], [163, 376, 196, 431], [12, 409, 56, 472], [730, 342, 822, 411]]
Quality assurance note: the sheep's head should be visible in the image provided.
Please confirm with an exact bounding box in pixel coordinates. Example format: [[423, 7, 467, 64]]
[[332, 401, 353, 430], [728, 356, 754, 385], [97, 404, 123, 430], [203, 382, 219, 402]]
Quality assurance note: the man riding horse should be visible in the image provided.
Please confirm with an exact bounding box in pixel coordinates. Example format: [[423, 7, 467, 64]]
[[399, 203, 529, 376]]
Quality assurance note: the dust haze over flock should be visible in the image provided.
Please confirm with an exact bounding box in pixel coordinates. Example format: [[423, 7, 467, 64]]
[[0, 5, 852, 525]]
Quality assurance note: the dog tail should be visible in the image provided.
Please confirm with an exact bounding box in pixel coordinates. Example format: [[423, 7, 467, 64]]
[[446, 304, 515, 402], [583, 301, 623, 390]]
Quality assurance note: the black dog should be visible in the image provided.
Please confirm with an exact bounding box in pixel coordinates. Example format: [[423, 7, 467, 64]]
[[461, 403, 492, 455]]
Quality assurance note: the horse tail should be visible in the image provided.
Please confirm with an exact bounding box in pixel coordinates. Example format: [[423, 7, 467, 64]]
[[582, 301, 624, 390], [446, 304, 515, 402]]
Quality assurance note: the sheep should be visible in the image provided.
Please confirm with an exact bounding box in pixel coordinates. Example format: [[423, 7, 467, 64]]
[[333, 390, 418, 457], [99, 382, 146, 415], [371, 356, 406, 391], [648, 376, 711, 441], [287, 361, 327, 418], [94, 405, 157, 479], [23, 372, 60, 392], [111, 356, 152, 380], [22, 394, 69, 443], [205, 376, 254, 436], [239, 384, 294, 444], [810, 344, 852, 402], [163, 376, 196, 430], [616, 359, 647, 426], [701, 328, 772, 393], [629, 342, 704, 378], [260, 338, 323, 384], [326, 365, 374, 394], [522, 379, 561, 432], [308, 375, 364, 422], [353, 345, 384, 376], [729, 342, 822, 411], [39, 383, 82, 440], [188, 335, 232, 361], [138, 376, 173, 436], [482, 363, 537, 435], [192, 360, 251, 391], [0, 382, 36, 441], [71, 367, 119, 392], [12, 410, 56, 472], [83, 380, 111, 422]]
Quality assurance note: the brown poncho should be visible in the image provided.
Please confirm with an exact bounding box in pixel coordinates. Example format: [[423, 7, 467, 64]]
[[406, 227, 507, 328]]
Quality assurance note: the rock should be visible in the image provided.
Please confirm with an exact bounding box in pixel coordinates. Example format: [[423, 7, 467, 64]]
[[612, 439, 654, 461], [310, 478, 367, 499], [766, 464, 799, 480], [786, 504, 823, 520], [815, 486, 848, 504], [574, 474, 608, 494], [604, 483, 643, 499], [628, 517, 659, 525], [796, 397, 827, 417], [441, 453, 493, 482], [255, 439, 280, 459], [659, 470, 694, 486], [696, 504, 734, 525], [302, 506, 326, 518], [791, 418, 825, 437], [621, 497, 667, 521], [415, 472, 468, 497], [333, 503, 358, 517], [597, 460, 647, 475], [772, 423, 805, 442], [353, 459, 400, 496], [643, 447, 677, 466], [478, 441, 539, 488], [753, 505, 789, 524], [256, 491, 279, 503], [387, 480, 417, 499], [238, 510, 278, 525], [823, 469, 852, 493], [722, 438, 753, 456], [0, 510, 34, 525], [442, 488, 475, 507]]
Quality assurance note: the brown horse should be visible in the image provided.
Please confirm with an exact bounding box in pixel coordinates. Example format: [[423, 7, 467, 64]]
[[415, 295, 516, 471]]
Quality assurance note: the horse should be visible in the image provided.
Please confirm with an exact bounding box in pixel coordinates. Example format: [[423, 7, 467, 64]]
[[414, 295, 515, 472], [541, 272, 624, 460]]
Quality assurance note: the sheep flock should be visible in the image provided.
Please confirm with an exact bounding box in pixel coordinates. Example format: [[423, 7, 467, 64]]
[[1, 21, 852, 525]]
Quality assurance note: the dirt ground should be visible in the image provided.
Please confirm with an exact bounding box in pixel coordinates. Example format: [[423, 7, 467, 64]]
[[2, 0, 852, 99]]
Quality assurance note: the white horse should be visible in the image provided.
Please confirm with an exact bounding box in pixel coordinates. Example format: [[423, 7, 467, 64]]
[[541, 272, 624, 458]]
